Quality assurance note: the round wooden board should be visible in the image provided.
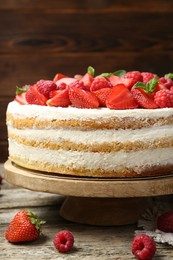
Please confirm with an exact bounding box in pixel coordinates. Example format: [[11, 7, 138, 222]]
[[3, 160, 173, 198], [4, 160, 173, 225]]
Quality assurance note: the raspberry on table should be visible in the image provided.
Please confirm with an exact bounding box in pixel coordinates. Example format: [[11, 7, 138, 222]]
[[132, 234, 156, 260], [53, 230, 74, 253]]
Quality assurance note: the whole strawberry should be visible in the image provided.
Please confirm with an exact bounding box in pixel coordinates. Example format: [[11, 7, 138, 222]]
[[132, 234, 156, 260], [5, 209, 46, 243], [157, 210, 173, 233], [53, 230, 74, 253]]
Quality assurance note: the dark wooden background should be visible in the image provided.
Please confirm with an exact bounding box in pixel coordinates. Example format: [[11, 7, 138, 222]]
[[1, 0, 173, 162]]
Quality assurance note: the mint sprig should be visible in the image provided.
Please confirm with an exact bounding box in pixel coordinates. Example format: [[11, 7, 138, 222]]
[[96, 69, 126, 78], [164, 73, 173, 79], [134, 76, 159, 94], [16, 85, 30, 95], [87, 66, 95, 77]]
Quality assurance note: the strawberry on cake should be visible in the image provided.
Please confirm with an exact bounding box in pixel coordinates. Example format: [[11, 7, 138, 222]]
[[6, 67, 173, 178]]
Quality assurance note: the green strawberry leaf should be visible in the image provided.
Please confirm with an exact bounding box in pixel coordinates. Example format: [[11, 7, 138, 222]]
[[87, 66, 95, 77], [164, 73, 173, 79], [16, 85, 29, 95]]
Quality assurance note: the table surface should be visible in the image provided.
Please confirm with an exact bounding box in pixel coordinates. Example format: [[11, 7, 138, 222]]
[[1, 163, 173, 260]]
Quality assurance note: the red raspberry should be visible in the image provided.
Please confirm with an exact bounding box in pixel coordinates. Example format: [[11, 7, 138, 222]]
[[69, 80, 86, 90], [36, 80, 57, 98], [53, 230, 74, 253], [154, 89, 173, 108], [157, 210, 173, 233], [132, 234, 156, 260], [141, 72, 155, 84], [124, 71, 143, 88], [159, 77, 173, 89], [90, 77, 111, 91]]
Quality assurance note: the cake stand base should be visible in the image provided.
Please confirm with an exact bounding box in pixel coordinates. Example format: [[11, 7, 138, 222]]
[[59, 196, 152, 226], [4, 160, 173, 226]]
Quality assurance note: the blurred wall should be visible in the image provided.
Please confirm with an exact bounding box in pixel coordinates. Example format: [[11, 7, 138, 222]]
[[1, 0, 173, 162]]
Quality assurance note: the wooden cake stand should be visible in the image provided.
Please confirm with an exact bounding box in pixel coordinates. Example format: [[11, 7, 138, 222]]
[[4, 160, 173, 226]]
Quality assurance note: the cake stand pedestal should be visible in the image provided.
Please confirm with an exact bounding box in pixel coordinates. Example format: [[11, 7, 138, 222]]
[[4, 160, 173, 226]]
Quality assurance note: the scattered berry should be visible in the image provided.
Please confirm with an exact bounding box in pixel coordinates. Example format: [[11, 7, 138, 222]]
[[157, 210, 173, 233], [47, 89, 71, 107], [69, 86, 99, 109], [154, 89, 173, 108], [25, 85, 48, 105], [36, 80, 57, 98], [132, 234, 156, 260], [53, 230, 74, 253], [5, 209, 46, 243], [124, 71, 143, 88], [90, 77, 111, 91], [141, 72, 155, 84], [159, 77, 173, 89], [131, 88, 158, 109], [106, 84, 138, 109]]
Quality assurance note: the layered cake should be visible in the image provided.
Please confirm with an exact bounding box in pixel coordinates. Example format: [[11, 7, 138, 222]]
[[6, 67, 173, 178]]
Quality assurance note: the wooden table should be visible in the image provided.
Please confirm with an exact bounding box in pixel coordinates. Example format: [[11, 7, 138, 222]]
[[1, 163, 173, 259]]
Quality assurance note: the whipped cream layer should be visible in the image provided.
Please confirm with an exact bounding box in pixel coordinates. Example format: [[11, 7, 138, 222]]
[[7, 101, 173, 121], [8, 140, 173, 174]]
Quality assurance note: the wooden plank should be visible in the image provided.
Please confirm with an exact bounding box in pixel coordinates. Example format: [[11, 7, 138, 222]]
[[0, 0, 173, 12]]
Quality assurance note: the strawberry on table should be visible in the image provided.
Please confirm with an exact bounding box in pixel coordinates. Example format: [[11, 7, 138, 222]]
[[5, 209, 46, 243]]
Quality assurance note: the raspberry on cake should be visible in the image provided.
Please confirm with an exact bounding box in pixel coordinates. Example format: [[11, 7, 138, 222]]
[[6, 67, 173, 178]]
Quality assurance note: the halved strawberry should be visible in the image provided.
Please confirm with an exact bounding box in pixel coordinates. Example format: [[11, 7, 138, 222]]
[[109, 75, 134, 89], [81, 72, 94, 91], [47, 89, 70, 107], [53, 73, 68, 82], [131, 88, 158, 109], [14, 93, 28, 105], [56, 78, 77, 88], [25, 85, 47, 105], [69, 86, 99, 109], [93, 88, 111, 107], [106, 84, 138, 109]]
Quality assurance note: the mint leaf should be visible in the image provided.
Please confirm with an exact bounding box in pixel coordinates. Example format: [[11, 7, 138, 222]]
[[87, 66, 95, 77], [16, 85, 29, 95], [164, 73, 173, 79], [134, 77, 158, 93], [96, 72, 113, 78], [134, 82, 146, 89], [112, 70, 126, 77]]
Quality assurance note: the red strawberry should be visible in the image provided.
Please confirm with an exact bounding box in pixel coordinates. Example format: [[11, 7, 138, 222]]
[[124, 71, 143, 88], [90, 77, 111, 91], [53, 230, 74, 253], [106, 84, 138, 109], [93, 88, 111, 107], [53, 73, 68, 82], [56, 78, 77, 88], [69, 86, 99, 109], [154, 89, 173, 108], [25, 85, 48, 105], [109, 75, 134, 89], [5, 209, 45, 243], [36, 80, 57, 98], [131, 88, 158, 109], [157, 210, 173, 233], [47, 89, 71, 107], [141, 72, 155, 84], [81, 72, 94, 90], [14, 93, 28, 105]]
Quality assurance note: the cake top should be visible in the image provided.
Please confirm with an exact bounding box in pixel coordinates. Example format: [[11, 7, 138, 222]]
[[14, 67, 173, 110]]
